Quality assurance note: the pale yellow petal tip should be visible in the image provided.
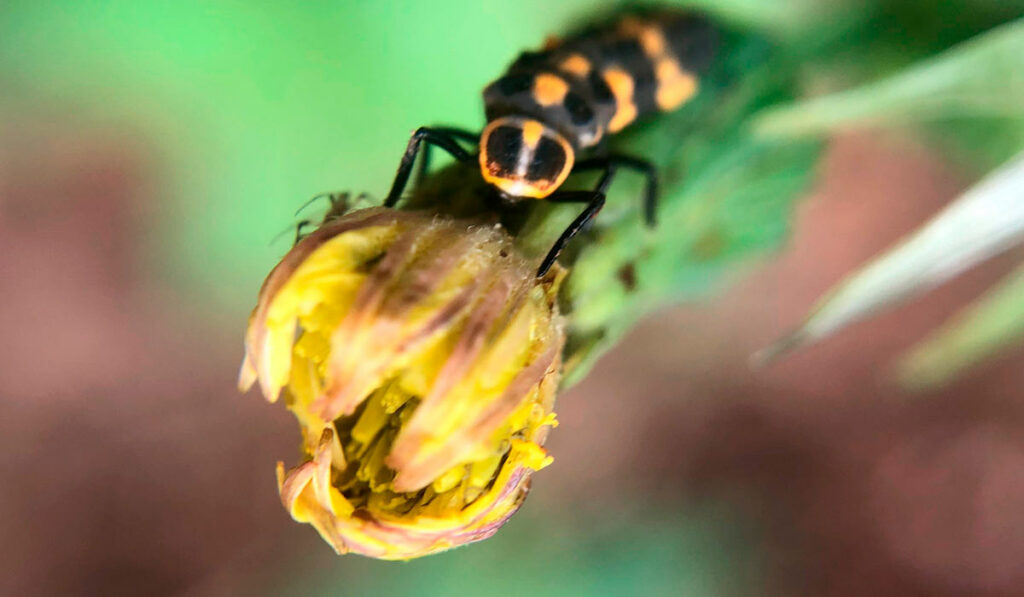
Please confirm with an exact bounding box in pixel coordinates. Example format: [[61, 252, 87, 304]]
[[244, 207, 566, 559], [261, 383, 282, 404], [238, 354, 258, 393]]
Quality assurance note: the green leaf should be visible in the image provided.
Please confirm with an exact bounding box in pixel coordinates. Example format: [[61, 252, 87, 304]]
[[753, 17, 1024, 137], [678, 0, 861, 39], [556, 37, 823, 384]]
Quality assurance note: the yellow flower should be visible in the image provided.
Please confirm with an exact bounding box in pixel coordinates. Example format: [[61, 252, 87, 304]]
[[239, 207, 565, 559]]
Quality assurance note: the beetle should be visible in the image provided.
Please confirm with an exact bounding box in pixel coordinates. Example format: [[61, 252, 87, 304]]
[[382, 9, 718, 276]]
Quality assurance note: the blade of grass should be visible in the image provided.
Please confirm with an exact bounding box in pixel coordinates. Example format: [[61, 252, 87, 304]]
[[755, 151, 1024, 363], [897, 263, 1024, 390]]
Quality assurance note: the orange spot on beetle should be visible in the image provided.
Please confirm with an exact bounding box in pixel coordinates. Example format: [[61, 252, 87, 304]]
[[638, 26, 667, 57], [559, 53, 591, 77], [655, 57, 698, 110], [603, 68, 637, 132], [533, 73, 569, 107], [618, 18, 666, 57]]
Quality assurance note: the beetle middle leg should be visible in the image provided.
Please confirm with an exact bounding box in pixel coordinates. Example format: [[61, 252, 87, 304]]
[[535, 165, 617, 277], [573, 154, 659, 226]]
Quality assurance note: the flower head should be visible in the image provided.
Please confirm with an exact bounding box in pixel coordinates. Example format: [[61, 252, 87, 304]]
[[239, 207, 564, 559]]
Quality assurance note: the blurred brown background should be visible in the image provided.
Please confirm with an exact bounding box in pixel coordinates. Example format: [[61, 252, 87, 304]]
[[2, 1, 1023, 596]]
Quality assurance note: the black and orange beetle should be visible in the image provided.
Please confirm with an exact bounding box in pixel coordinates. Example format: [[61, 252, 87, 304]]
[[383, 9, 718, 275]]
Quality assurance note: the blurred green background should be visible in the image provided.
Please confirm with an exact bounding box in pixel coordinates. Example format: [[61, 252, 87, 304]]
[[2, 0, 615, 312], [3, 2, 1023, 596]]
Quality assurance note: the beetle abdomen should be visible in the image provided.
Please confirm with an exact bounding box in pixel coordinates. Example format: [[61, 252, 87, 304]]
[[483, 10, 718, 149]]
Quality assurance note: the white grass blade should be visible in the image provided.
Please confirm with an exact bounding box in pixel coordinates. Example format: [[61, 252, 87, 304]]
[[755, 151, 1024, 363]]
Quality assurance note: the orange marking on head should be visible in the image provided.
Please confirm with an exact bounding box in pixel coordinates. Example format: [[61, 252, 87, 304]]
[[603, 68, 637, 133], [559, 53, 591, 77], [655, 58, 698, 111], [533, 73, 569, 107], [521, 119, 545, 150], [543, 35, 561, 50]]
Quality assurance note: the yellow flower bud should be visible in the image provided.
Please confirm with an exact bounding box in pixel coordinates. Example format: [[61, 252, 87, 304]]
[[239, 207, 564, 559]]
